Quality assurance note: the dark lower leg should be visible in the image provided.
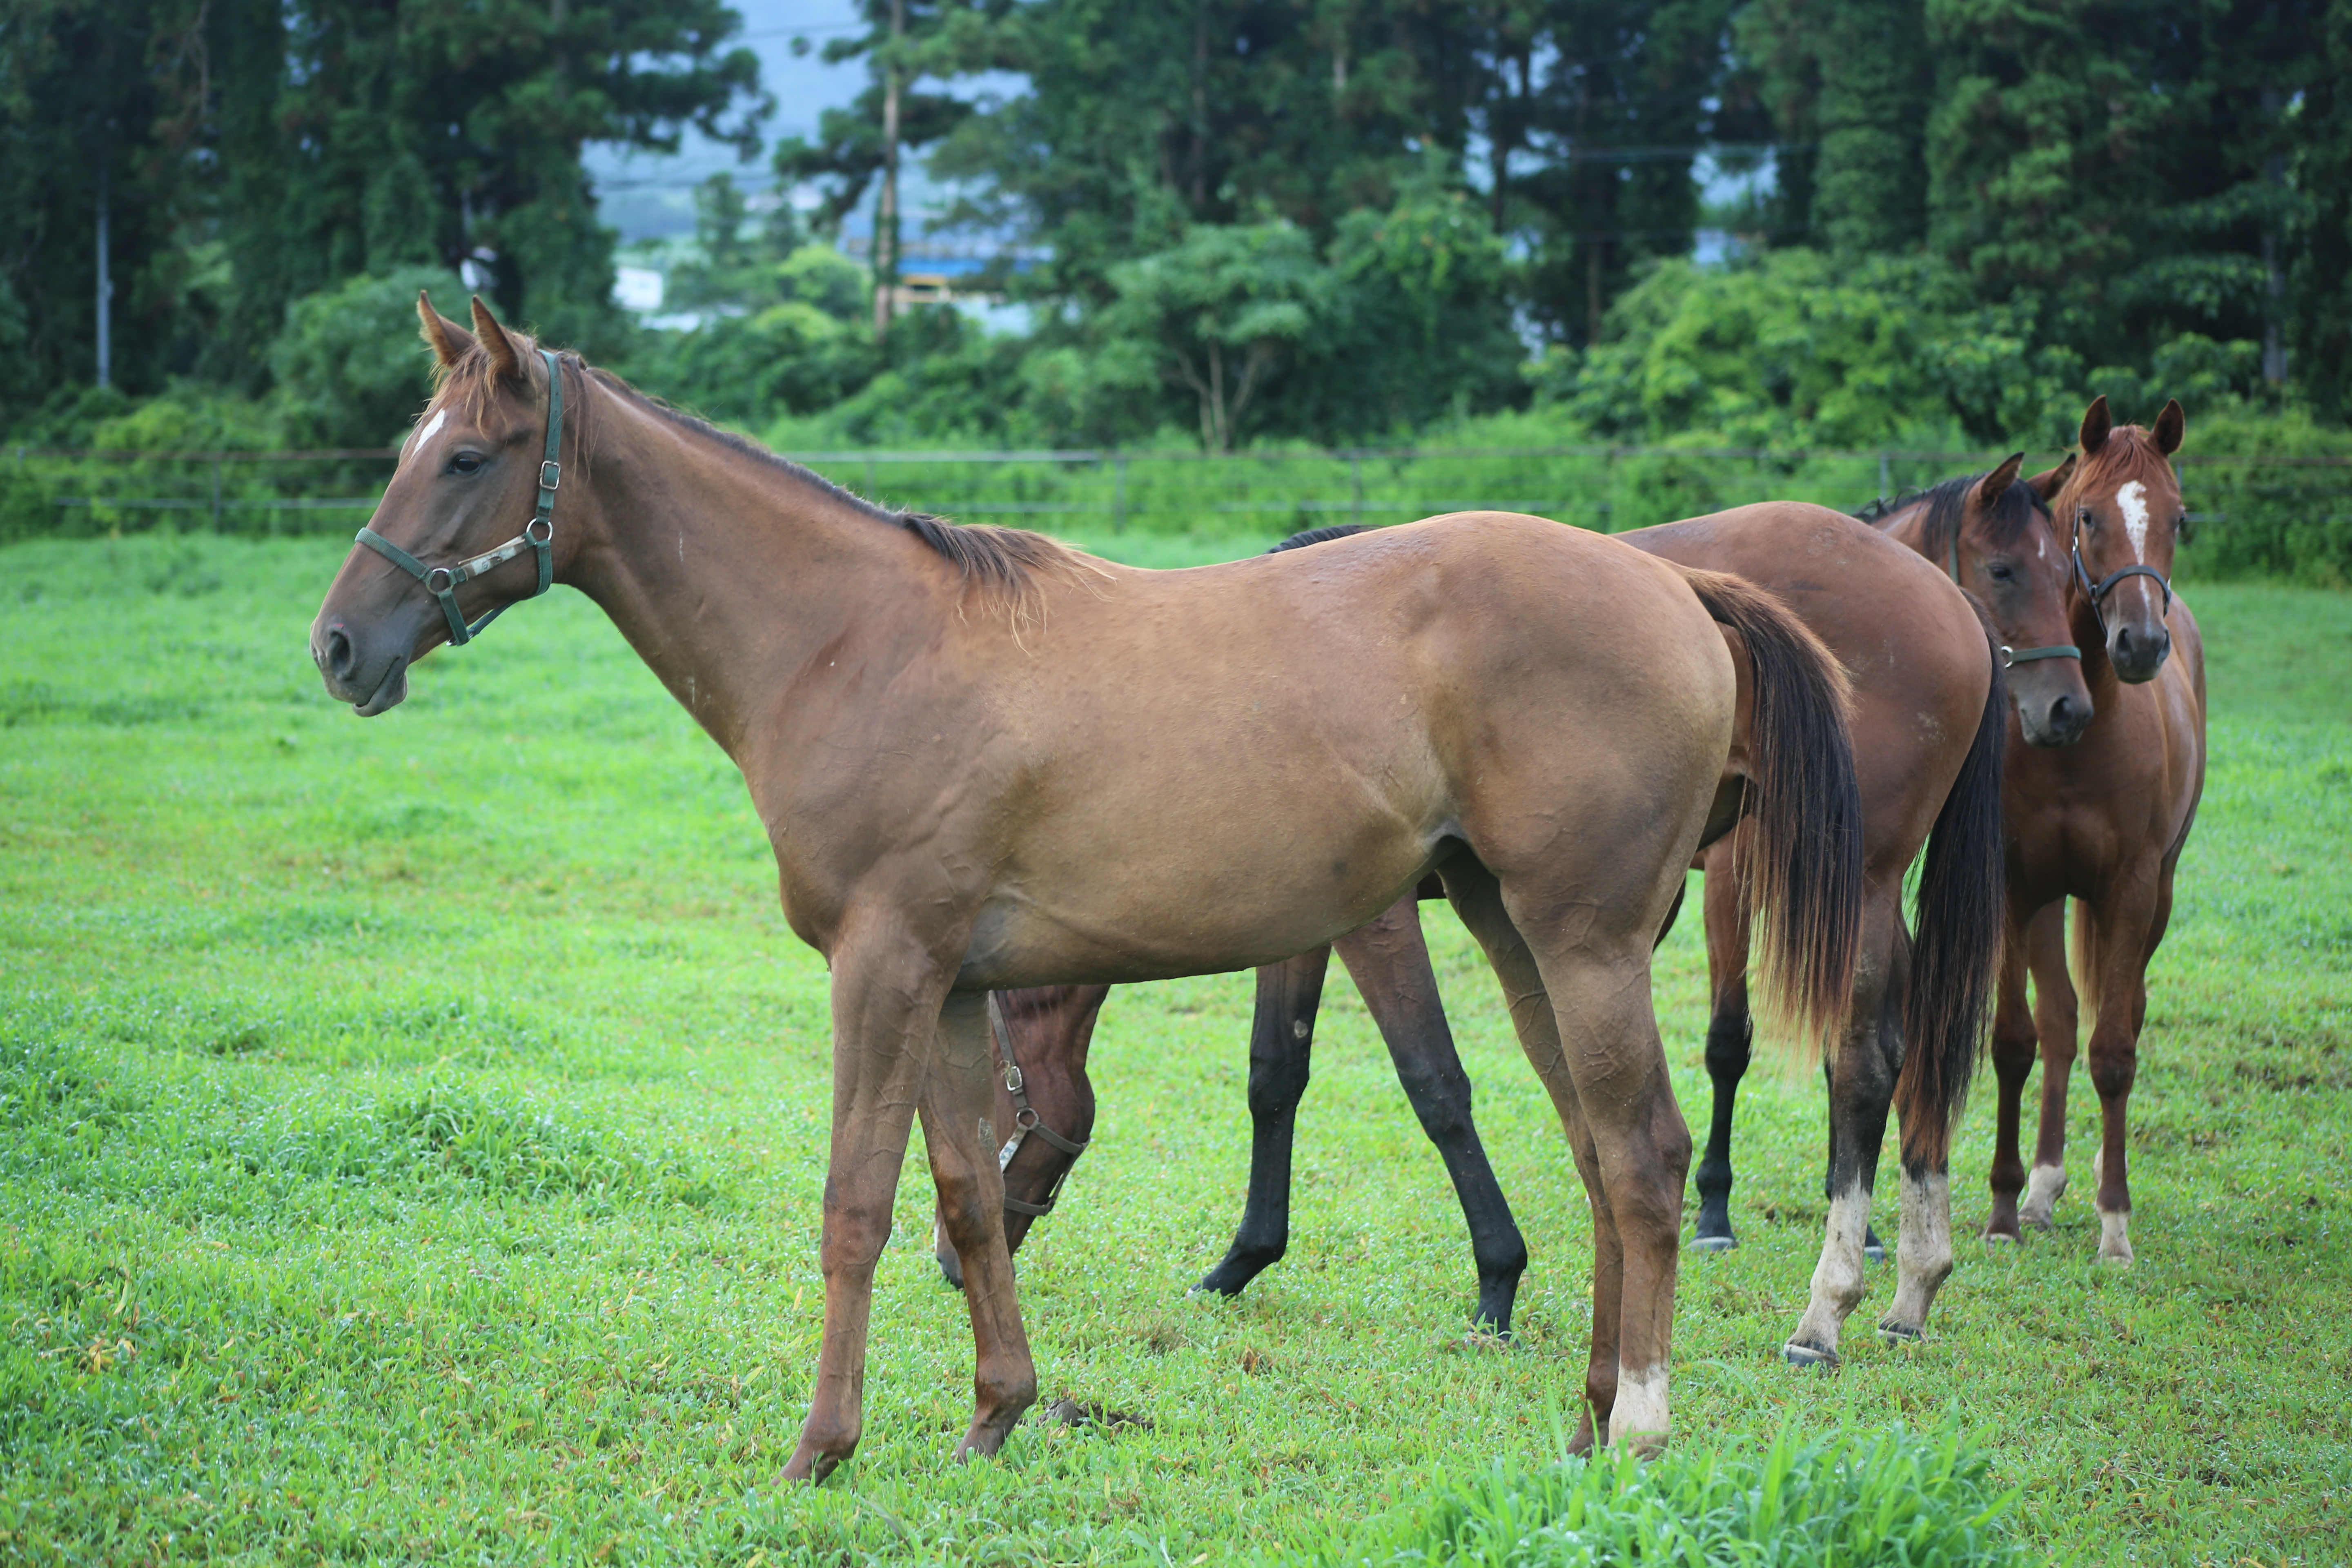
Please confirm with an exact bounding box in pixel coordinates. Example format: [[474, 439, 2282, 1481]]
[[1198, 947, 1330, 1296], [1692, 991, 1751, 1249], [1338, 897, 1528, 1334]]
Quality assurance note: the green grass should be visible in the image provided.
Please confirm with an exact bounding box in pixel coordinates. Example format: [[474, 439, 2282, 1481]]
[[0, 530, 2346, 1565]]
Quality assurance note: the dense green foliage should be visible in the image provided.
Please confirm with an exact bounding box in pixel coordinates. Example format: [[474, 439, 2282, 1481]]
[[13, 0, 2352, 493], [2, 0, 766, 414], [1, 531, 2347, 1561]]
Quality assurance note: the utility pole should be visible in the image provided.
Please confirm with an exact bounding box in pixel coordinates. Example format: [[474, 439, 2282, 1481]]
[[96, 162, 112, 388], [873, 0, 905, 341]]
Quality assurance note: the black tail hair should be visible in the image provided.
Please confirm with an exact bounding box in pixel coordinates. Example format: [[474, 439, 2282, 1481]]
[[1894, 619, 2008, 1170], [1270, 524, 1369, 554], [1677, 568, 1866, 1049]]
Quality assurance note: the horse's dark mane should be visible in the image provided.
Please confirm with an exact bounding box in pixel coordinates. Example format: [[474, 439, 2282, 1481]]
[[586, 367, 1089, 602], [1270, 523, 1370, 553], [1854, 470, 2050, 564], [435, 341, 1086, 608]]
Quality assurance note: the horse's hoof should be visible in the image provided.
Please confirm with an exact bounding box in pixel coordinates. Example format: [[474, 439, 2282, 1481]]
[[1982, 1229, 2019, 1247], [1782, 1340, 1839, 1370], [1689, 1234, 1738, 1254], [1862, 1243, 1887, 1265], [1456, 1327, 1513, 1353], [1876, 1317, 1923, 1344]]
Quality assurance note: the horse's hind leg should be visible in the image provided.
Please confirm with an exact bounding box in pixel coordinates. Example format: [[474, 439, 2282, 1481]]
[[2020, 904, 2077, 1231], [921, 991, 1040, 1459], [1198, 945, 1332, 1297], [1446, 858, 1686, 1452], [1336, 894, 1528, 1336], [1691, 837, 1752, 1253], [1784, 886, 1901, 1369]]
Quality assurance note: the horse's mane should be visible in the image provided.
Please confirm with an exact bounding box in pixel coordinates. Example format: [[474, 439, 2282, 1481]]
[[1854, 469, 2050, 564], [429, 339, 1093, 617], [1270, 523, 1369, 553]]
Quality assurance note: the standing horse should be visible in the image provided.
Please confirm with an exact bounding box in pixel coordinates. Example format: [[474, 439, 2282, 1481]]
[[1975, 399, 2205, 1263], [309, 296, 1864, 1470], [958, 501, 2006, 1368]]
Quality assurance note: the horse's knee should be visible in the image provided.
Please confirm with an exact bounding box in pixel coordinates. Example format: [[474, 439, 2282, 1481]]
[[820, 1203, 893, 1276], [2087, 1031, 2137, 1101]]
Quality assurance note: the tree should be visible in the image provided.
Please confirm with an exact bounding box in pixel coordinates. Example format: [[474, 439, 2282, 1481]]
[[1099, 222, 1331, 450], [1733, 0, 1931, 253]]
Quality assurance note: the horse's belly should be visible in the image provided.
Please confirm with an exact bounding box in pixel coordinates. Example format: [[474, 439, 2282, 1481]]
[[954, 807, 1449, 988]]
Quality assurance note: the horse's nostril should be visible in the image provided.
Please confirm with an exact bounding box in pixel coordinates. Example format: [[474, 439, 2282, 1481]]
[[325, 627, 355, 680]]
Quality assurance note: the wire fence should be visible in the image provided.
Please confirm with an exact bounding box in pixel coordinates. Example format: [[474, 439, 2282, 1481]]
[[9, 441, 2352, 578]]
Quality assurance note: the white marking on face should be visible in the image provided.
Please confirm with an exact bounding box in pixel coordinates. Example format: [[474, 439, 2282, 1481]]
[[2116, 480, 2149, 560], [405, 408, 448, 466], [2036, 534, 2048, 561]]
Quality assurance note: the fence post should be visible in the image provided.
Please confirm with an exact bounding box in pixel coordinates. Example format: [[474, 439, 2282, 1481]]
[[1878, 451, 1890, 501], [1350, 452, 1363, 520], [211, 459, 223, 530], [1114, 454, 1127, 534]]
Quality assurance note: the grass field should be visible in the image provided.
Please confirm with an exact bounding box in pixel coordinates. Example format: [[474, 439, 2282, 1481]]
[[2, 528, 2347, 1565]]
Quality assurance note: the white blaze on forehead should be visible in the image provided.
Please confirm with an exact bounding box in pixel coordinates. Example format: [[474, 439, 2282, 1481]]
[[403, 408, 448, 466], [2116, 479, 2149, 560]]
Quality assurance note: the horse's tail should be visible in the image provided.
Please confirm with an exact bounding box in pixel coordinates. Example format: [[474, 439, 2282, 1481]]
[[1677, 568, 1866, 1050], [1893, 624, 2008, 1167]]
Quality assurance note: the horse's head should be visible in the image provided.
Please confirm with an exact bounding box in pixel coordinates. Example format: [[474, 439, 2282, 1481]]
[[310, 294, 574, 715], [2058, 395, 2184, 685], [1942, 453, 2094, 748]]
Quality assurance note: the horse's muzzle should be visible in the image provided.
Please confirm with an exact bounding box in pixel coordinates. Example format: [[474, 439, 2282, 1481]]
[[2107, 621, 2171, 684]]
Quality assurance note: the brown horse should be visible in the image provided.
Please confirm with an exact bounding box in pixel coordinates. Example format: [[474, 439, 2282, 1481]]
[[1979, 399, 2205, 1262], [309, 296, 1865, 1472], [956, 501, 2009, 1368]]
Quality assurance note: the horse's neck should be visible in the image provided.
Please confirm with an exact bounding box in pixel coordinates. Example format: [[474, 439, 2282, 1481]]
[[1875, 502, 1937, 562], [562, 401, 935, 767]]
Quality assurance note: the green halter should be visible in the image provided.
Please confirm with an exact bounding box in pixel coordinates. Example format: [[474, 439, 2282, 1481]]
[[356, 347, 563, 647], [1945, 507, 2079, 669]]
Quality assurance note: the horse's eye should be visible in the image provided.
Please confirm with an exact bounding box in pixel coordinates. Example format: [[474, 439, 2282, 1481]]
[[2076, 508, 2095, 527], [448, 451, 483, 476], [1988, 563, 2014, 582]]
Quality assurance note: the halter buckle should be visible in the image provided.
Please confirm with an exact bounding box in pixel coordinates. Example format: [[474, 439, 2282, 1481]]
[[539, 459, 561, 491], [1003, 1062, 1024, 1094]]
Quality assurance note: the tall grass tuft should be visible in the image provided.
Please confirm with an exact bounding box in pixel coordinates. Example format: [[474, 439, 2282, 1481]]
[[1312, 1418, 2022, 1567]]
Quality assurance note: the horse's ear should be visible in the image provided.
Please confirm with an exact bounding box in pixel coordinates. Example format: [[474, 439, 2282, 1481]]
[[2079, 394, 2112, 455], [1975, 452, 2024, 509], [2152, 397, 2185, 456], [2027, 453, 2077, 501], [468, 295, 525, 381], [417, 291, 474, 368]]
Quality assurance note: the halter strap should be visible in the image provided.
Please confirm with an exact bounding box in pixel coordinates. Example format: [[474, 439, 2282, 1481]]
[[2071, 533, 2173, 632], [1944, 511, 2080, 667], [987, 995, 1088, 1218], [356, 347, 563, 647]]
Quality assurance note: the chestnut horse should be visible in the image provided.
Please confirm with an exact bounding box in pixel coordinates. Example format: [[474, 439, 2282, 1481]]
[[310, 296, 1865, 1471], [955, 501, 2007, 1368], [1975, 399, 2205, 1262]]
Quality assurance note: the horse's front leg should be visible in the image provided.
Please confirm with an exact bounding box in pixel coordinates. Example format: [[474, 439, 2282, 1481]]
[[1198, 946, 1332, 1296], [782, 931, 953, 1483], [1336, 893, 1528, 1336], [924, 991, 1041, 1454], [2082, 872, 2162, 1265]]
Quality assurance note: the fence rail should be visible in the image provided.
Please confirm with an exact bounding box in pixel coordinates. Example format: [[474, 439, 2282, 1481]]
[[9, 441, 2352, 579]]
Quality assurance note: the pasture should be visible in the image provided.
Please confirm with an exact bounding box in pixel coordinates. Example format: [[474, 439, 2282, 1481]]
[[1, 528, 2346, 1564]]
